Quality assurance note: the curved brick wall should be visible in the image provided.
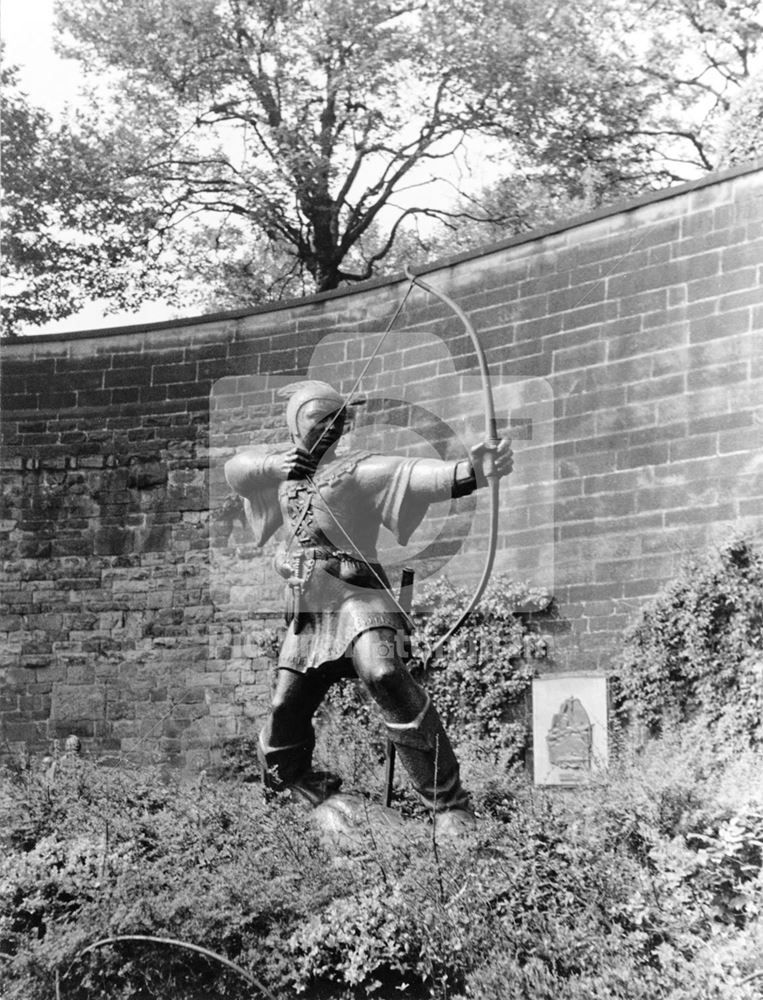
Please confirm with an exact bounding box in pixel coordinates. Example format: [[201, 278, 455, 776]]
[[1, 162, 762, 767]]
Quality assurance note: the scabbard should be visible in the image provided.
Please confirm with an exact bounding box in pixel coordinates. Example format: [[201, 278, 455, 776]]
[[283, 551, 305, 632], [292, 550, 306, 634], [383, 566, 415, 808]]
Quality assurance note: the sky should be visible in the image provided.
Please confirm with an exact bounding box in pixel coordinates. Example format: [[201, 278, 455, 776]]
[[2, 0, 81, 115]]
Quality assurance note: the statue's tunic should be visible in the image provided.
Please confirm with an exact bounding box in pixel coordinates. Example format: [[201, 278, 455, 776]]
[[244, 449, 455, 674]]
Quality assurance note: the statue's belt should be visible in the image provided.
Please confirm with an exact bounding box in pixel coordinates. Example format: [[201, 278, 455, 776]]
[[285, 548, 387, 632], [296, 545, 371, 563], [295, 546, 385, 586]]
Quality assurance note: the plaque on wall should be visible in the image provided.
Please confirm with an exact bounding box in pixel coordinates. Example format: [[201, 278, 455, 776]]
[[532, 674, 609, 785]]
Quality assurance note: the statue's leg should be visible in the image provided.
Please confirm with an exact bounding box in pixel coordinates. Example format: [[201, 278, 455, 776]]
[[259, 667, 338, 804], [352, 628, 471, 818]]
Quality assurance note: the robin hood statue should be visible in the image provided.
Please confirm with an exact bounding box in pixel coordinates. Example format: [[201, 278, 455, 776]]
[[225, 380, 513, 836]]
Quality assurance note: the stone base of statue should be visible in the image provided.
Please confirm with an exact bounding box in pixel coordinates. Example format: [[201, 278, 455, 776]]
[[311, 792, 408, 846], [263, 765, 477, 847], [307, 792, 476, 848], [432, 808, 476, 839], [262, 752, 477, 846]]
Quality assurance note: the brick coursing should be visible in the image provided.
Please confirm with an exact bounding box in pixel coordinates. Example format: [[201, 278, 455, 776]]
[[1, 164, 762, 767]]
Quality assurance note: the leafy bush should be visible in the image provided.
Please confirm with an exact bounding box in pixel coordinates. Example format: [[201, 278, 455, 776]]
[[0, 755, 342, 999], [615, 537, 763, 744], [690, 801, 763, 927], [287, 726, 763, 1000], [412, 573, 553, 755], [12, 551, 763, 998], [2, 726, 762, 1000], [209, 733, 263, 783]]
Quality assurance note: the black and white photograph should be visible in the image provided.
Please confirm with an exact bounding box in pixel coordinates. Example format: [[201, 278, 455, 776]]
[[1, 1, 762, 997]]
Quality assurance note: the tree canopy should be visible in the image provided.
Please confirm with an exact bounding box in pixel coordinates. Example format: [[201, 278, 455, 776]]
[[3, 0, 762, 334], [0, 64, 169, 333], [51, 0, 649, 286], [434, 0, 763, 252]]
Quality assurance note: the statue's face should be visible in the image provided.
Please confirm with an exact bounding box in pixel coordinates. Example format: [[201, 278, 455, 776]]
[[296, 400, 346, 455]]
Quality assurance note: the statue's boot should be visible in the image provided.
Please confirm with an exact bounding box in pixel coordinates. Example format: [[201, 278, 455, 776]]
[[258, 729, 341, 807], [383, 693, 475, 834]]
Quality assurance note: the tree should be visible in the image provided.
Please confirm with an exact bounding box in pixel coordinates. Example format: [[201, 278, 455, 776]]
[[432, 0, 763, 257], [593, 0, 763, 177], [717, 69, 763, 165], [0, 65, 173, 335], [49, 0, 655, 299], [10, 0, 760, 333]]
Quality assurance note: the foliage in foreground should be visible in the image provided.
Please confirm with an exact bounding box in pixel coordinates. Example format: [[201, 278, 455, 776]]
[[1, 726, 762, 1000]]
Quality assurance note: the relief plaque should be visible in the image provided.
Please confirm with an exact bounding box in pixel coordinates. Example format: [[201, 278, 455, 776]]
[[532, 674, 609, 786]]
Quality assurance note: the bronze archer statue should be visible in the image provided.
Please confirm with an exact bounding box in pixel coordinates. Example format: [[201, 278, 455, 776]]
[[225, 380, 513, 837]]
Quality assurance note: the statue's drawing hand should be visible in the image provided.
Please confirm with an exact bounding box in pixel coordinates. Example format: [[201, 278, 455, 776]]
[[265, 447, 317, 480], [470, 437, 513, 486]]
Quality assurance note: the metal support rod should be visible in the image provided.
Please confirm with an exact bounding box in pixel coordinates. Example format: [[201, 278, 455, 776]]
[[383, 566, 415, 808]]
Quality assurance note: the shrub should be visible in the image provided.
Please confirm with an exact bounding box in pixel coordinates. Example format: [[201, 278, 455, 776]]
[[1, 730, 762, 1000], [615, 537, 763, 744], [0, 755, 345, 999], [412, 573, 553, 756], [209, 733, 263, 783], [690, 801, 763, 927]]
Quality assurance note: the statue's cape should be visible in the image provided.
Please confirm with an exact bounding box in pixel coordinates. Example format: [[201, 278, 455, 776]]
[[231, 444, 284, 547], [244, 492, 281, 547], [379, 456, 430, 546]]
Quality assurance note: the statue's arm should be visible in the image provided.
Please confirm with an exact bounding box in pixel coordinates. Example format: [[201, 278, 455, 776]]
[[390, 436, 514, 502], [355, 439, 512, 546], [225, 449, 276, 499], [224, 446, 317, 498], [223, 448, 285, 548]]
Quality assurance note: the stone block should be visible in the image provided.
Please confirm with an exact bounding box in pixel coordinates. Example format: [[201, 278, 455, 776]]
[[0, 719, 39, 742], [94, 527, 133, 556], [690, 308, 751, 343], [172, 701, 210, 721], [49, 719, 95, 739], [51, 684, 106, 722], [65, 662, 97, 685]]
